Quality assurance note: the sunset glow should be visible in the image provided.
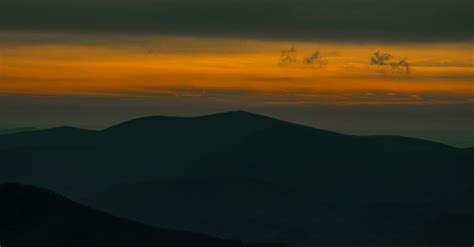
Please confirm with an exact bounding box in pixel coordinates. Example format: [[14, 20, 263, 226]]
[[1, 33, 472, 106]]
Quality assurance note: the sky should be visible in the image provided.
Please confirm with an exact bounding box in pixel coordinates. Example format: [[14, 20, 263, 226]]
[[0, 0, 473, 146]]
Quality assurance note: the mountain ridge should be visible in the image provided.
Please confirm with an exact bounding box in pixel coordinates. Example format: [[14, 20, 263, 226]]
[[0, 111, 463, 149], [0, 111, 471, 198]]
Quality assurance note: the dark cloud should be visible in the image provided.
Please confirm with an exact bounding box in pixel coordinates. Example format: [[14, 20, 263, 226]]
[[390, 59, 411, 74], [279, 46, 298, 65], [370, 51, 393, 66], [279, 48, 328, 67], [0, 0, 472, 42], [303, 51, 327, 67], [370, 51, 411, 74]]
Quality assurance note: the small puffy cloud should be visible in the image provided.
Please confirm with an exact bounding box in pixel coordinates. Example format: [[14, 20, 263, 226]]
[[370, 51, 393, 65], [303, 51, 328, 67], [279, 46, 298, 65], [279, 47, 329, 68], [390, 59, 411, 73], [370, 51, 411, 74]]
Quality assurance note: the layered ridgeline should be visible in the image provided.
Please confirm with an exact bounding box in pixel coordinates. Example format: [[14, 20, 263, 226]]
[[0, 183, 291, 247], [0, 111, 472, 246]]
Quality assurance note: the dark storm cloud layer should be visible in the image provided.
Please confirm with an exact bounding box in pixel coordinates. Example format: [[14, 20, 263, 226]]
[[0, 0, 472, 42]]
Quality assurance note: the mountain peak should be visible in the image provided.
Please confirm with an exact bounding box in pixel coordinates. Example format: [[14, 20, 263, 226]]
[[203, 110, 268, 119], [102, 110, 280, 135], [224, 110, 254, 115]]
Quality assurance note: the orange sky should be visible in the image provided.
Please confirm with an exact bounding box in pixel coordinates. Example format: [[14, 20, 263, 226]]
[[0, 33, 472, 105]]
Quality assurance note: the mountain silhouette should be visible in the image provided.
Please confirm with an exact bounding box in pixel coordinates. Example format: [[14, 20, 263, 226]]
[[0, 111, 472, 246], [0, 183, 295, 247], [0, 111, 471, 198]]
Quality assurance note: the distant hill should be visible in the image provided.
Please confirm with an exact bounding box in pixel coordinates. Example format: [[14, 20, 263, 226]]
[[0, 127, 38, 135], [82, 177, 474, 247], [0, 111, 472, 246], [0, 183, 294, 247], [82, 177, 316, 244]]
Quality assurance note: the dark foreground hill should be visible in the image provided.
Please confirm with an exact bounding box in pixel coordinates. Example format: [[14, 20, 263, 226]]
[[0, 183, 293, 247], [0, 111, 472, 246]]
